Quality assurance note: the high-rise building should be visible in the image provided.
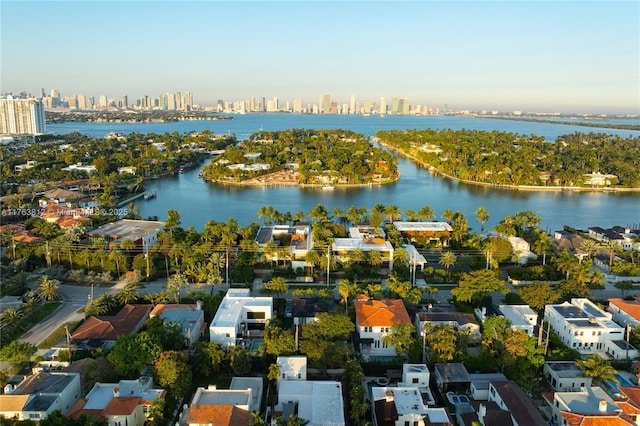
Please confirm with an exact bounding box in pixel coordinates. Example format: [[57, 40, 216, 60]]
[[349, 95, 355, 114], [0, 95, 46, 135], [184, 92, 193, 110], [77, 94, 87, 110], [379, 97, 387, 115], [323, 94, 331, 114]]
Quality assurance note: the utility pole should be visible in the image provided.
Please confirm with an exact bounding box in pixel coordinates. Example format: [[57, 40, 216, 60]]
[[326, 246, 331, 287]]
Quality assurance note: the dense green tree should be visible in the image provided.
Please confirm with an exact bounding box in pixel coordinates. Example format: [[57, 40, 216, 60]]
[[108, 332, 162, 378], [519, 282, 561, 311], [452, 270, 509, 307], [154, 350, 192, 397], [0, 340, 37, 370], [382, 323, 415, 357]]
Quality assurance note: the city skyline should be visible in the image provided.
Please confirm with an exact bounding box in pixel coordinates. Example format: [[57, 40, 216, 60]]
[[2, 1, 639, 115]]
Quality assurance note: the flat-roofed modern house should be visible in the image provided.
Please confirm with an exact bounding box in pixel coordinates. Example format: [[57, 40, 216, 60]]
[[332, 226, 395, 271], [393, 221, 453, 247], [70, 376, 165, 426], [149, 303, 205, 347], [496, 304, 538, 336], [354, 296, 412, 360], [255, 224, 313, 270], [396, 364, 436, 406], [276, 356, 307, 383], [371, 386, 452, 426], [544, 298, 639, 359], [0, 372, 81, 422], [488, 380, 546, 426], [434, 363, 471, 393], [87, 219, 165, 253], [608, 298, 640, 328], [543, 361, 592, 392], [209, 288, 272, 348]]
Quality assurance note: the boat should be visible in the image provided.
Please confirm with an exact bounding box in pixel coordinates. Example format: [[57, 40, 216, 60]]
[[143, 191, 157, 200], [321, 184, 335, 191], [179, 167, 185, 173]]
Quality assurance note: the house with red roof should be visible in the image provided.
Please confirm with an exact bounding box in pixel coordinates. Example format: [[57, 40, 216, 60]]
[[71, 304, 152, 350], [609, 298, 640, 328], [354, 296, 411, 360], [69, 376, 165, 426]]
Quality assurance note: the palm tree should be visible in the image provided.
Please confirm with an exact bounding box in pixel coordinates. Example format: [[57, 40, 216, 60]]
[[338, 279, 357, 313], [393, 247, 410, 267], [38, 275, 60, 301], [475, 206, 490, 233], [108, 249, 126, 278], [601, 240, 621, 271], [385, 205, 402, 224], [580, 239, 600, 259], [117, 283, 140, 304], [553, 251, 578, 280], [418, 205, 436, 221], [0, 308, 24, 331], [305, 250, 321, 276], [577, 354, 618, 385], [532, 232, 551, 265], [368, 250, 383, 268], [439, 251, 457, 281], [262, 277, 289, 299]]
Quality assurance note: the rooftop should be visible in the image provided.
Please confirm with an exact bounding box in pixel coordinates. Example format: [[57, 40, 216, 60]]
[[277, 380, 344, 425], [545, 361, 586, 378], [393, 221, 453, 232], [354, 298, 411, 327], [210, 289, 272, 329], [87, 219, 165, 243]]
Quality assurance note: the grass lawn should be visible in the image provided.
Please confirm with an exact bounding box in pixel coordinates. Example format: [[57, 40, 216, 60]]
[[30, 302, 62, 324], [38, 320, 82, 349]]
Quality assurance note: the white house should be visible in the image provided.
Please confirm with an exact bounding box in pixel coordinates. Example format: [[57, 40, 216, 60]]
[[396, 364, 435, 406], [0, 372, 81, 422], [543, 386, 625, 426], [62, 163, 98, 174], [507, 236, 537, 264], [332, 226, 394, 272], [276, 356, 307, 384], [370, 386, 450, 426], [87, 219, 165, 254], [69, 376, 165, 426], [209, 288, 272, 347], [354, 296, 412, 360], [496, 305, 538, 336], [255, 224, 313, 270], [543, 361, 592, 392], [182, 378, 263, 425], [608, 298, 640, 328], [544, 298, 639, 359]]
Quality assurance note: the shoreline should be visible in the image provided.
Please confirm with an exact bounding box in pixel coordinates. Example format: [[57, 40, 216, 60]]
[[376, 140, 640, 193], [200, 169, 400, 188]]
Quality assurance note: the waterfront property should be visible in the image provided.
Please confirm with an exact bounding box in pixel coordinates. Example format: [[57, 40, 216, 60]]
[[543, 298, 639, 359], [255, 224, 313, 270], [332, 226, 394, 272], [87, 219, 165, 254], [392, 222, 453, 247], [209, 288, 272, 348]]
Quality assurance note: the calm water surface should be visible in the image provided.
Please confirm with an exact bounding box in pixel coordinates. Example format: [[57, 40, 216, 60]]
[[47, 114, 640, 232]]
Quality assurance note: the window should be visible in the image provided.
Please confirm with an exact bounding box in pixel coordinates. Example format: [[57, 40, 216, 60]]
[[405, 422, 410, 426], [412, 378, 419, 384], [247, 311, 265, 320]]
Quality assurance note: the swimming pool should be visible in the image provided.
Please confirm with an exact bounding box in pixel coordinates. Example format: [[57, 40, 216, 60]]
[[250, 339, 264, 352], [447, 391, 470, 405], [614, 373, 634, 387]]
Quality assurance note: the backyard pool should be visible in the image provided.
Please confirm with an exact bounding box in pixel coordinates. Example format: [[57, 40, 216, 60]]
[[251, 339, 264, 352], [447, 392, 470, 405]]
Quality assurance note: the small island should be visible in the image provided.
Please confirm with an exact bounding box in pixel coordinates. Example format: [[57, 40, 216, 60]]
[[375, 129, 640, 190], [200, 128, 399, 187]]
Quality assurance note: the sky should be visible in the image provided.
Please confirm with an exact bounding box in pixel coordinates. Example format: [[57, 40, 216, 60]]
[[1, 1, 639, 114]]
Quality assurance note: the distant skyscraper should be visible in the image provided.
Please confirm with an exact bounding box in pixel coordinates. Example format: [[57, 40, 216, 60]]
[[350, 95, 355, 114], [379, 97, 387, 115], [167, 93, 176, 111], [184, 92, 193, 110], [323, 94, 331, 114], [293, 98, 302, 113], [391, 97, 399, 114], [77, 94, 87, 110], [0, 95, 46, 135]]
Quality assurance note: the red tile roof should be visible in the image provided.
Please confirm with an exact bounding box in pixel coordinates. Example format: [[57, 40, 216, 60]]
[[102, 396, 142, 416], [187, 404, 250, 425], [560, 411, 636, 426], [609, 299, 640, 322], [354, 299, 411, 327], [72, 304, 152, 341], [150, 304, 198, 317]]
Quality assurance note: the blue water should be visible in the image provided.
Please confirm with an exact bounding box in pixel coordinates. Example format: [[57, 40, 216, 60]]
[[614, 373, 634, 387], [46, 115, 640, 232]]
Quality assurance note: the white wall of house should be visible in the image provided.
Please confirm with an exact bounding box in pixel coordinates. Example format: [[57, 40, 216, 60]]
[[107, 404, 145, 426], [358, 325, 397, 359]]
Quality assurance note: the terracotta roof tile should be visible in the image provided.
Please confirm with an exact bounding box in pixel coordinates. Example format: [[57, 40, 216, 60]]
[[150, 304, 198, 317], [72, 304, 152, 341], [609, 299, 640, 322], [561, 411, 636, 426], [187, 404, 250, 425], [0, 395, 30, 413], [354, 299, 411, 327], [102, 396, 141, 416], [618, 386, 640, 412]]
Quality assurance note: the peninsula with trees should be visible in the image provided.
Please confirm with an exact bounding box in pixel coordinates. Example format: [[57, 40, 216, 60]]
[[375, 129, 640, 190], [200, 128, 399, 186]]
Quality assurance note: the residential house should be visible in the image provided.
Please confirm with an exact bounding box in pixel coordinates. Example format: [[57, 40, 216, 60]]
[[87, 219, 165, 253], [332, 226, 395, 272], [271, 356, 344, 425], [354, 296, 412, 360], [62, 163, 98, 174], [0, 372, 81, 422], [608, 298, 640, 328], [495, 305, 538, 336], [291, 297, 334, 325], [543, 298, 639, 359], [38, 188, 85, 207], [583, 172, 618, 186], [433, 363, 471, 393], [70, 304, 152, 350], [617, 386, 640, 424], [13, 160, 37, 173], [180, 378, 263, 425], [371, 386, 451, 426], [149, 302, 206, 347], [488, 380, 546, 426], [543, 361, 592, 392], [396, 364, 436, 406], [393, 222, 453, 247], [456, 401, 514, 426], [69, 376, 166, 426], [415, 308, 481, 348], [468, 373, 507, 400], [255, 224, 313, 270], [506, 236, 537, 264], [209, 288, 272, 348], [543, 386, 636, 426], [117, 166, 137, 175]]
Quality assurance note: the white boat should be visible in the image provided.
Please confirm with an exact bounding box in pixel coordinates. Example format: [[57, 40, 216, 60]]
[[321, 184, 335, 191]]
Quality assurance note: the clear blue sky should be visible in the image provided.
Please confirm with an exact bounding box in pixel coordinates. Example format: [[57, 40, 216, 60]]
[[2, 1, 639, 114]]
